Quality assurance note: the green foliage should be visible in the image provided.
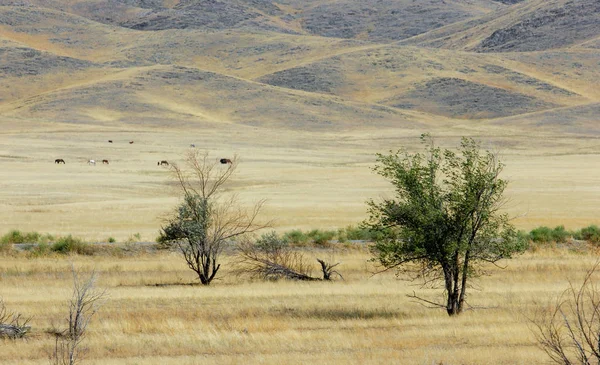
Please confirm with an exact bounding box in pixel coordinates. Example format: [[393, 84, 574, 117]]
[[344, 225, 386, 242], [528, 225, 571, 243], [107, 237, 116, 243], [255, 231, 288, 252], [577, 225, 600, 244], [365, 134, 524, 316], [307, 229, 336, 246], [283, 230, 309, 245], [51, 236, 94, 255], [0, 230, 55, 245]]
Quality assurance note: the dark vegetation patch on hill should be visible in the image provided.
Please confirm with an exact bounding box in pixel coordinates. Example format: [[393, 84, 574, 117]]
[[385, 77, 558, 119], [398, 0, 600, 53], [295, 0, 501, 42], [475, 0, 600, 52], [481, 64, 578, 96], [256, 62, 344, 94], [2, 0, 505, 43], [0, 47, 96, 77], [492, 103, 600, 134], [117, 0, 297, 33]]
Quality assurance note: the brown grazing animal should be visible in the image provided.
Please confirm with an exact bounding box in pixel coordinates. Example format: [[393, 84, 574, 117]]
[[102, 160, 109, 164], [54, 159, 65, 164], [129, 141, 134, 144], [220, 158, 232, 164], [108, 140, 113, 143], [158, 160, 169, 166]]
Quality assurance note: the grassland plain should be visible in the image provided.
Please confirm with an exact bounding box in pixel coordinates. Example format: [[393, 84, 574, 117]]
[[1, 125, 600, 241], [0, 247, 598, 364]]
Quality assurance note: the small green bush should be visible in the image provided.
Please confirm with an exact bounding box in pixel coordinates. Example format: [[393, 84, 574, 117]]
[[1, 230, 54, 245], [255, 231, 288, 252], [336, 228, 347, 243], [529, 225, 571, 243], [107, 237, 116, 243], [578, 225, 600, 243], [344, 225, 379, 241], [308, 229, 336, 246], [283, 230, 309, 245], [1, 230, 25, 244], [52, 236, 94, 255]]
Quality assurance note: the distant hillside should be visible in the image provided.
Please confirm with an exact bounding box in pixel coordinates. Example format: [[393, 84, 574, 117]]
[[256, 45, 589, 119], [401, 0, 600, 52], [0, 65, 421, 130], [0, 0, 599, 134], [283, 0, 504, 42], [3, 0, 507, 42]]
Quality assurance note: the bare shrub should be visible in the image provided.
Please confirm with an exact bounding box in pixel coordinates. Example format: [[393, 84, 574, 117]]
[[235, 234, 342, 281], [51, 268, 106, 365], [160, 151, 269, 285], [0, 298, 31, 339], [531, 261, 600, 364]]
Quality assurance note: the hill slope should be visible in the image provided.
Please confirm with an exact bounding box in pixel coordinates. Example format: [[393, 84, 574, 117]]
[[0, 1, 599, 133], [401, 0, 600, 52]]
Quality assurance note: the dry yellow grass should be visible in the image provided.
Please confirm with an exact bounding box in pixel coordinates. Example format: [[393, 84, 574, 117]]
[[0, 247, 597, 364]]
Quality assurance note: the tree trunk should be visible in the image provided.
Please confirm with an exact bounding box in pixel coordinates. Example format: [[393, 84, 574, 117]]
[[442, 265, 460, 316]]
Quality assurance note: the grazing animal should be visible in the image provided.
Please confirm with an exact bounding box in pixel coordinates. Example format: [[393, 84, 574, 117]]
[[220, 158, 232, 164], [54, 159, 65, 164], [158, 160, 169, 166], [129, 141, 134, 144], [88, 159, 96, 165], [190, 144, 196, 148], [108, 140, 113, 143], [102, 159, 109, 164]]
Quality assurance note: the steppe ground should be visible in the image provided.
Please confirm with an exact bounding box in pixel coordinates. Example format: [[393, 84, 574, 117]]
[[1, 123, 599, 241], [1, 247, 598, 365]]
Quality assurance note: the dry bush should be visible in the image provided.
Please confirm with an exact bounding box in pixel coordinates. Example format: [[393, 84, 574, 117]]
[[531, 261, 600, 364], [235, 236, 342, 281], [0, 297, 31, 339], [51, 268, 106, 365], [161, 151, 269, 285]]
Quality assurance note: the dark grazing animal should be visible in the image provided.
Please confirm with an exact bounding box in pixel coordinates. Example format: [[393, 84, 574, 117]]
[[102, 159, 109, 164], [158, 160, 169, 166], [129, 141, 134, 144], [54, 159, 65, 164], [108, 140, 113, 143], [220, 158, 232, 164]]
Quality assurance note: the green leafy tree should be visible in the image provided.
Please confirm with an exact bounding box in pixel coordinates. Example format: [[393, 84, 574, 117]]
[[365, 135, 525, 316]]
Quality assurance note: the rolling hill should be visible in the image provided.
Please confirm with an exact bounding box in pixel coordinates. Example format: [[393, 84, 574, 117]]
[[400, 0, 600, 52], [0, 0, 598, 132]]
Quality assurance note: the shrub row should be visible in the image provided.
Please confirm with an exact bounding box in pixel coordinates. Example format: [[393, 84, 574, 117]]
[[523, 225, 600, 244], [4, 224, 600, 255], [280, 225, 382, 246], [0, 231, 95, 256]]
